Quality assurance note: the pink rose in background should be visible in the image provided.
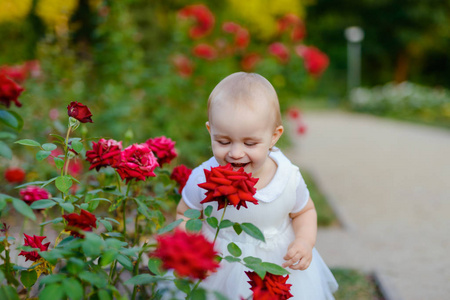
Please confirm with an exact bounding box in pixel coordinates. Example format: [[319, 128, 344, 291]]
[[114, 143, 159, 183], [177, 4, 215, 39], [20, 186, 51, 206], [171, 54, 194, 78], [241, 53, 262, 72], [170, 165, 192, 194], [86, 138, 123, 171], [192, 44, 217, 60], [268, 42, 290, 64], [145, 136, 177, 166], [295, 45, 329, 77], [277, 13, 306, 42]]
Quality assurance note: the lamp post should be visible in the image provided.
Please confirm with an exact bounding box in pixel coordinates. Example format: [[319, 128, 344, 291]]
[[345, 26, 364, 93]]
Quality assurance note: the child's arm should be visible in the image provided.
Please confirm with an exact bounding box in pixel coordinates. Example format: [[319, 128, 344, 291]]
[[282, 197, 317, 270], [176, 198, 201, 231]]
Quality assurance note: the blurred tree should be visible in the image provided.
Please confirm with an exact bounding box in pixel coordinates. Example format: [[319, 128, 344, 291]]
[[306, 0, 450, 89]]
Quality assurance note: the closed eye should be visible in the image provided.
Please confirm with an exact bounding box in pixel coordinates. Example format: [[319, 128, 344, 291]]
[[217, 140, 230, 145]]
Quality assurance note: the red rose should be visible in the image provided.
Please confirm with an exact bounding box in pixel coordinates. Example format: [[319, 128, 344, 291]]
[[114, 143, 159, 184], [198, 164, 258, 210], [18, 234, 50, 262], [86, 138, 123, 171], [19, 186, 51, 206], [0, 74, 24, 108], [277, 13, 306, 42], [68, 158, 84, 177], [0, 64, 28, 83], [235, 27, 250, 49], [171, 54, 194, 78], [67, 101, 93, 123], [170, 165, 192, 194], [145, 136, 177, 166], [295, 45, 329, 77], [268, 42, 290, 64], [246, 271, 293, 300], [4, 167, 26, 183], [63, 209, 97, 238], [222, 21, 240, 33], [152, 229, 219, 279], [241, 53, 262, 72], [178, 4, 215, 39], [192, 44, 217, 60]]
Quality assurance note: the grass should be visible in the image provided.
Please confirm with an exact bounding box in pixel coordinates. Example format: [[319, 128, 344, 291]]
[[331, 268, 384, 300]]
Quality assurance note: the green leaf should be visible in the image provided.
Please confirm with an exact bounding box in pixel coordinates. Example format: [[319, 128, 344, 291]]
[[116, 254, 133, 271], [49, 134, 66, 144], [99, 249, 117, 267], [99, 219, 113, 232], [204, 205, 213, 217], [79, 271, 107, 288], [0, 285, 20, 300], [156, 219, 182, 234], [30, 200, 56, 210], [174, 279, 191, 294], [0, 132, 16, 140], [261, 262, 290, 275], [227, 242, 242, 257], [40, 217, 63, 226], [39, 273, 66, 284], [11, 198, 36, 221], [243, 256, 262, 265], [82, 233, 104, 257], [104, 217, 120, 225], [0, 109, 23, 130], [186, 219, 202, 232], [241, 223, 265, 242], [148, 257, 166, 276], [233, 223, 242, 235], [59, 202, 74, 213], [36, 150, 51, 161], [213, 291, 229, 300], [15, 139, 40, 147], [39, 283, 65, 300], [62, 278, 83, 300], [54, 157, 65, 169], [55, 176, 72, 194], [189, 288, 207, 300], [42, 143, 57, 151], [219, 219, 234, 229], [71, 140, 83, 153], [125, 274, 159, 285], [224, 256, 241, 262], [97, 289, 112, 300], [20, 270, 38, 288], [184, 209, 201, 219], [0, 141, 12, 159], [206, 216, 218, 228]]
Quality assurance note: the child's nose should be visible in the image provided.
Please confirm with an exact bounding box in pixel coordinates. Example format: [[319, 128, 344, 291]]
[[228, 144, 244, 159]]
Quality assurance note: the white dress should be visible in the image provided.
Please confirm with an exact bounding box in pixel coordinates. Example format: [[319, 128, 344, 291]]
[[182, 148, 338, 299]]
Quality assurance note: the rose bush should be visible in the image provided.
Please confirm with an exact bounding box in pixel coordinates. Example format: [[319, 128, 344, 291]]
[[0, 101, 291, 299]]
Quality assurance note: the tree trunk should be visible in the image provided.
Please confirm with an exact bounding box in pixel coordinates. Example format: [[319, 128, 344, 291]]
[[394, 51, 409, 83]]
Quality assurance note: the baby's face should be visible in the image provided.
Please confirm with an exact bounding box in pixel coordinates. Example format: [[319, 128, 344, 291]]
[[207, 101, 282, 180]]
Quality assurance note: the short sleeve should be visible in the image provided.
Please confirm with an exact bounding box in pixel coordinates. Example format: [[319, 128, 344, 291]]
[[290, 170, 310, 214], [181, 157, 218, 211]]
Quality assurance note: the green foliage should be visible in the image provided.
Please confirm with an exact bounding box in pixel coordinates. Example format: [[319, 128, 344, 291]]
[[331, 268, 382, 300]]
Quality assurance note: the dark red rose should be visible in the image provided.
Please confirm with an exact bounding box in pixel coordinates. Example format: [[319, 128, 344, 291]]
[[19, 186, 51, 206], [0, 64, 28, 83], [67, 101, 93, 123], [295, 45, 329, 77], [19, 234, 50, 262], [152, 229, 219, 279], [246, 271, 293, 300], [145, 136, 177, 166], [86, 138, 123, 171], [114, 143, 159, 184], [171, 54, 194, 78], [4, 167, 26, 183], [268, 42, 290, 64], [192, 44, 217, 60], [0, 74, 24, 108], [178, 4, 215, 39], [63, 209, 97, 238], [170, 165, 192, 194], [198, 164, 258, 210], [241, 53, 262, 72]]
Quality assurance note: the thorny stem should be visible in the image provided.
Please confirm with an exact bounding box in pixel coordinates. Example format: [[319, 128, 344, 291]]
[[63, 126, 72, 177], [122, 181, 133, 237]]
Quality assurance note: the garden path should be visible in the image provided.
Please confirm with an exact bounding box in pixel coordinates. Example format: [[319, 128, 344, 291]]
[[285, 110, 450, 300]]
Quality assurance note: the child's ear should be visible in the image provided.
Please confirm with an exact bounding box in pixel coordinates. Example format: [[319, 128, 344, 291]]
[[206, 121, 211, 134], [270, 125, 284, 148]]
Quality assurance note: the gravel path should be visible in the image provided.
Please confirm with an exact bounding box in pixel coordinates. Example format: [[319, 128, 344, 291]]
[[285, 110, 450, 300]]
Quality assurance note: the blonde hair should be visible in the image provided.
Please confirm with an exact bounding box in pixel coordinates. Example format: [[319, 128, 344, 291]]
[[207, 72, 282, 128]]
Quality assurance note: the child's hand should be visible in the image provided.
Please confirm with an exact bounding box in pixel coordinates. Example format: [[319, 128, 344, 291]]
[[282, 239, 313, 270]]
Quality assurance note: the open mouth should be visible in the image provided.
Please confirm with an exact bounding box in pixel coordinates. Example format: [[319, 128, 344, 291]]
[[230, 162, 249, 169]]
